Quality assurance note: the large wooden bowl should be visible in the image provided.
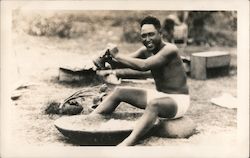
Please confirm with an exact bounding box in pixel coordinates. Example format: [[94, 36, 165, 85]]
[[54, 112, 143, 146]]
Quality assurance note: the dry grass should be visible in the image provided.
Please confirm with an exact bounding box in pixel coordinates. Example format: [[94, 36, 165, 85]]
[[9, 30, 237, 146]]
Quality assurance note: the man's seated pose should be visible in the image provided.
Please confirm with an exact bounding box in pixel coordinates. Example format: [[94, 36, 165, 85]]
[[91, 16, 190, 146]]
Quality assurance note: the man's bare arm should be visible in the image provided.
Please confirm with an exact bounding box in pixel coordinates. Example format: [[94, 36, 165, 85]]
[[107, 47, 147, 69], [113, 46, 178, 71], [128, 47, 147, 58]]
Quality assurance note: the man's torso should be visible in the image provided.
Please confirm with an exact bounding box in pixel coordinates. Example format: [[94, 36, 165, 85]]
[[141, 43, 189, 94]]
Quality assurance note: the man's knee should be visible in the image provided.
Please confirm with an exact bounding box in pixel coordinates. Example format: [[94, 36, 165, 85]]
[[113, 86, 124, 95], [114, 86, 123, 92], [147, 99, 160, 112], [112, 86, 127, 99]]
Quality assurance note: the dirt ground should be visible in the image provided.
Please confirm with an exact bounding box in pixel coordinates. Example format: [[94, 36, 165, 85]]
[[7, 31, 237, 147]]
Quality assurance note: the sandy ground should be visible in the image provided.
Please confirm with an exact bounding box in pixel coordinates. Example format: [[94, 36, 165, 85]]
[[4, 32, 237, 148]]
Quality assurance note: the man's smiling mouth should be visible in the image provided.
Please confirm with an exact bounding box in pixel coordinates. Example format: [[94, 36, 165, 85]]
[[147, 42, 153, 47]]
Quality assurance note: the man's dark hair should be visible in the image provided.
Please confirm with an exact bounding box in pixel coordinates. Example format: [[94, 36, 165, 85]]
[[140, 16, 161, 32]]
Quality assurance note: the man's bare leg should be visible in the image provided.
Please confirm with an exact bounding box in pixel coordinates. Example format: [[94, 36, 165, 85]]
[[91, 87, 147, 114], [118, 97, 177, 146]]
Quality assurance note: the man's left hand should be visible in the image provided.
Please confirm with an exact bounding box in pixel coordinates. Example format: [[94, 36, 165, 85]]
[[107, 43, 119, 58]]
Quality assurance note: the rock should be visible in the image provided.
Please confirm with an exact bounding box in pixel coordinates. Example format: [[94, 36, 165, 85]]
[[11, 91, 22, 100], [44, 99, 84, 115], [91, 92, 107, 109], [99, 84, 108, 93], [60, 104, 83, 115], [44, 101, 61, 114], [155, 116, 197, 138]]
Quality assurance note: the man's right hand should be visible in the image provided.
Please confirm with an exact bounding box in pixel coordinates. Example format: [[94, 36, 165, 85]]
[[96, 69, 113, 77], [96, 69, 121, 85]]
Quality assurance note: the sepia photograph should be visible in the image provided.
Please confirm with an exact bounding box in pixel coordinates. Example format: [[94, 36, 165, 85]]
[[1, 0, 249, 158]]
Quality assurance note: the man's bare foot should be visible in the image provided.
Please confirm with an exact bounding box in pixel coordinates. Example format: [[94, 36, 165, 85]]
[[87, 113, 106, 122], [117, 137, 136, 146]]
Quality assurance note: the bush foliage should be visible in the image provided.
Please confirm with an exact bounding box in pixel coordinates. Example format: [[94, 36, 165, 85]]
[[12, 10, 237, 46], [187, 11, 237, 46]]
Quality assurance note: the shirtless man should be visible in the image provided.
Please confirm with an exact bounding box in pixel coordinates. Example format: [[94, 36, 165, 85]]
[[92, 16, 189, 146]]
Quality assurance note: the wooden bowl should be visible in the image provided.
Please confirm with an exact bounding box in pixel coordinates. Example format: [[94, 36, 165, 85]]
[[54, 112, 142, 146]]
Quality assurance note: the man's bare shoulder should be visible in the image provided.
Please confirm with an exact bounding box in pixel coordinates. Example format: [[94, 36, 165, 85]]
[[163, 42, 178, 51], [161, 42, 179, 55]]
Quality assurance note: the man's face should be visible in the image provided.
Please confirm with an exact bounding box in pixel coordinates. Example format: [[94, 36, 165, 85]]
[[141, 24, 162, 52]]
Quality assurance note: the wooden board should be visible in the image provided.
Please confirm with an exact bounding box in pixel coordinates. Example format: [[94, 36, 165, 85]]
[[59, 67, 100, 82], [191, 51, 231, 80], [191, 55, 207, 80], [59, 67, 152, 83]]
